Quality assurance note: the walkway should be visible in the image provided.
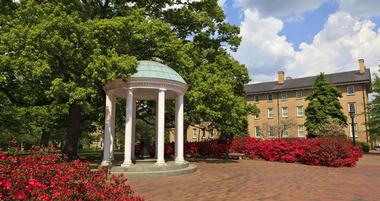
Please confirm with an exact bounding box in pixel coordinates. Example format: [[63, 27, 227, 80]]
[[128, 153, 380, 201]]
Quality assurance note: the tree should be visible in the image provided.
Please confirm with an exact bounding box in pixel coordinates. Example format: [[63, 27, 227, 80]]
[[305, 73, 347, 137], [368, 75, 380, 147], [0, 0, 257, 157], [313, 117, 345, 137]]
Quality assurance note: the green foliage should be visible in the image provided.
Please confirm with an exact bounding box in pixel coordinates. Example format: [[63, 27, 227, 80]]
[[305, 73, 347, 137], [357, 141, 370, 153], [368, 75, 380, 144], [0, 0, 257, 152]]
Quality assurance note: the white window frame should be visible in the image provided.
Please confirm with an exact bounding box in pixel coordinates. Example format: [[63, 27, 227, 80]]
[[297, 106, 304, 117], [283, 128, 289, 138], [282, 107, 288, 118], [298, 125, 305, 137], [192, 128, 197, 139], [268, 126, 275, 137], [349, 123, 359, 138], [267, 108, 274, 118], [254, 114, 259, 119], [254, 126, 261, 138], [296, 90, 303, 99], [348, 102, 357, 114], [347, 85, 355, 95], [280, 92, 288, 100], [201, 129, 206, 138]]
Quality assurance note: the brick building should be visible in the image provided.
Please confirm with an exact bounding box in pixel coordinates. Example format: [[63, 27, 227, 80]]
[[245, 59, 372, 142]]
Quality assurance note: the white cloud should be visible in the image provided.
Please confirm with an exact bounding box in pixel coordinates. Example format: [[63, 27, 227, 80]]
[[237, 0, 328, 17], [233, 9, 295, 82], [338, 0, 380, 17], [287, 12, 380, 78], [227, 0, 380, 83]]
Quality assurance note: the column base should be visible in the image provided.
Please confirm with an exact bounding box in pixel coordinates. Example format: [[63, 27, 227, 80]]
[[100, 160, 112, 166], [155, 161, 167, 166], [121, 160, 133, 167], [175, 158, 186, 164]]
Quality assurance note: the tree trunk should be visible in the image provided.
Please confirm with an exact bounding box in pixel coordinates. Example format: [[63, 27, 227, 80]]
[[39, 130, 50, 148], [63, 103, 82, 159]]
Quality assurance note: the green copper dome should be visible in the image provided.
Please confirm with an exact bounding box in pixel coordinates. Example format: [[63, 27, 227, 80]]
[[131, 60, 186, 84]]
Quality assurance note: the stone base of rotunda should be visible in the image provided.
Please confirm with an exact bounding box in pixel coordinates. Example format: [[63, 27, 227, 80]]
[[108, 160, 197, 178]]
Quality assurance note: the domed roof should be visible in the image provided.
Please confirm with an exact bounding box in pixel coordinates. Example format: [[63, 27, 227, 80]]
[[131, 60, 186, 84]]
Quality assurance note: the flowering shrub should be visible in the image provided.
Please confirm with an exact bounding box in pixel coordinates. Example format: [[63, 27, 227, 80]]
[[0, 147, 143, 201], [137, 137, 361, 167], [229, 137, 362, 167]]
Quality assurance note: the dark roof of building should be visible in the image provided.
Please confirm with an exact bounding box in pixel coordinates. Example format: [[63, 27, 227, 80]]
[[245, 69, 371, 94]]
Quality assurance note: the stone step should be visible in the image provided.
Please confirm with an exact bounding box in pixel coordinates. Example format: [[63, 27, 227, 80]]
[[112, 164, 197, 178], [111, 161, 190, 172]]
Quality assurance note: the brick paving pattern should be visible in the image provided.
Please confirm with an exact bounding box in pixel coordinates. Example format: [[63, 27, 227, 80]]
[[128, 153, 380, 201]]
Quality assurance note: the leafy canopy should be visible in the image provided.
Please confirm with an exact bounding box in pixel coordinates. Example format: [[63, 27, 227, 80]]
[[368, 75, 380, 143], [0, 0, 257, 152]]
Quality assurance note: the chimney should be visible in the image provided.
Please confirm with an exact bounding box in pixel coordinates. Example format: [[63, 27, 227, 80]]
[[277, 71, 285, 85], [358, 59, 365, 74], [286, 76, 292, 80]]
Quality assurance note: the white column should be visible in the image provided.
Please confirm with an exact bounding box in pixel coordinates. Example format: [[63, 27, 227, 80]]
[[101, 93, 114, 166], [156, 88, 166, 165], [175, 94, 185, 163], [131, 98, 137, 161], [121, 88, 133, 167], [110, 97, 116, 161]]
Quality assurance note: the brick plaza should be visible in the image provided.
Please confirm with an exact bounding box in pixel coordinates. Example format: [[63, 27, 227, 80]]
[[129, 153, 380, 201]]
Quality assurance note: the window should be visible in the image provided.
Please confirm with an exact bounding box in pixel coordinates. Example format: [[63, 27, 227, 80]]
[[202, 129, 206, 138], [297, 106, 304, 117], [280, 92, 288, 100], [254, 114, 259, 119], [298, 125, 305, 137], [296, 91, 303, 99], [347, 85, 355, 95], [192, 128, 197, 139], [348, 102, 357, 114], [254, 126, 261, 138], [267, 108, 274, 118], [210, 130, 214, 138], [283, 128, 289, 137], [267, 94, 273, 102], [254, 95, 260, 102], [282, 107, 288, 118], [268, 126, 275, 137], [349, 123, 359, 138]]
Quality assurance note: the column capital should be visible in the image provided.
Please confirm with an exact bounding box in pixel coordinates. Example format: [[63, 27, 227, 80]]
[[159, 88, 167, 92]]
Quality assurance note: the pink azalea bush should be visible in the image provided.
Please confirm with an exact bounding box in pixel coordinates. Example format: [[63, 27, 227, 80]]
[[0, 147, 143, 201], [229, 137, 362, 167], [153, 137, 361, 167]]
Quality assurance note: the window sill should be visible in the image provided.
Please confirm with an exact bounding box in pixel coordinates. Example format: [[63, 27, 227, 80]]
[[296, 115, 304, 118], [347, 93, 355, 96]]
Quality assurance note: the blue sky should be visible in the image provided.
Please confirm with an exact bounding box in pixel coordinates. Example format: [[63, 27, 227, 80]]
[[219, 0, 380, 83]]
